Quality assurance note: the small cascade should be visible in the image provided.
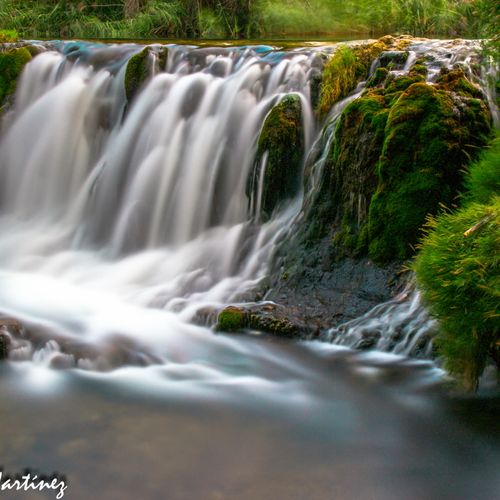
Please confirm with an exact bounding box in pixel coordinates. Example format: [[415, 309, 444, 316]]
[[324, 287, 438, 357]]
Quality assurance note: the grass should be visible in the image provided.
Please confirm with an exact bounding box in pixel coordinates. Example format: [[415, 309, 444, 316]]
[[414, 133, 500, 391], [0, 0, 497, 40]]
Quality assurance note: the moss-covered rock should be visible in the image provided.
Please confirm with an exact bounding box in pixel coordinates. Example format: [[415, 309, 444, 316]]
[[314, 64, 492, 264], [124, 46, 152, 103], [252, 94, 304, 220], [216, 306, 248, 332], [0, 47, 32, 107], [368, 77, 491, 262]]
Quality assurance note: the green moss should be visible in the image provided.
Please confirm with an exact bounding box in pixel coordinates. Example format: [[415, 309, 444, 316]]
[[414, 196, 499, 391], [0, 29, 18, 42], [0, 47, 32, 106], [464, 135, 500, 205], [216, 306, 248, 332], [124, 46, 151, 102], [315, 62, 492, 264], [253, 94, 304, 219], [326, 92, 389, 256], [367, 80, 491, 263], [366, 67, 389, 88], [317, 46, 358, 119]]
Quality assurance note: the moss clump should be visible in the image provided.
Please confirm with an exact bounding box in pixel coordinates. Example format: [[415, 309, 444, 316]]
[[253, 94, 304, 219], [0, 47, 32, 106], [124, 47, 151, 103], [0, 29, 18, 42], [216, 306, 248, 332]]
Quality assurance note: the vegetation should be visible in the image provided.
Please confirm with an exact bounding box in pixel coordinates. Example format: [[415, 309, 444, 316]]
[[316, 56, 492, 264], [414, 135, 500, 391], [0, 0, 498, 40], [252, 94, 304, 220], [0, 29, 18, 42], [0, 47, 32, 107]]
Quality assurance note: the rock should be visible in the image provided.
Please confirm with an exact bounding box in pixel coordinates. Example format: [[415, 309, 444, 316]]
[[124, 47, 153, 103], [0, 333, 9, 360], [309, 64, 492, 264], [251, 94, 304, 220], [378, 50, 409, 69], [216, 306, 248, 332]]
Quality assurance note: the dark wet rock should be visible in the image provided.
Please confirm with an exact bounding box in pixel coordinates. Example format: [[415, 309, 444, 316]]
[[0, 333, 9, 360], [378, 50, 409, 69], [215, 303, 318, 339]]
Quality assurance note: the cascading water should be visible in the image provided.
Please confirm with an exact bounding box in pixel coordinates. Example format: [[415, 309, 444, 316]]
[[0, 42, 321, 373]]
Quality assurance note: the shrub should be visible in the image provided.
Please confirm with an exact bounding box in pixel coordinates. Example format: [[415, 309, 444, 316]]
[[414, 135, 500, 391]]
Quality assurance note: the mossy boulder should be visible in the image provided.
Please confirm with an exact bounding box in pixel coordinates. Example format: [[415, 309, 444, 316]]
[[252, 94, 304, 220], [0, 47, 32, 107], [124, 47, 153, 103], [216, 306, 248, 332], [215, 305, 304, 337], [315, 65, 492, 263], [368, 78, 491, 262]]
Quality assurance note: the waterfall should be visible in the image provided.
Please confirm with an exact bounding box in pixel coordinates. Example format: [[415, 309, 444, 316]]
[[0, 42, 321, 371], [0, 39, 495, 375]]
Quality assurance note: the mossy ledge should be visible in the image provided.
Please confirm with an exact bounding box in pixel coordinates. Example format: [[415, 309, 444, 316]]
[[312, 64, 492, 264], [215, 305, 312, 338], [316, 35, 412, 119]]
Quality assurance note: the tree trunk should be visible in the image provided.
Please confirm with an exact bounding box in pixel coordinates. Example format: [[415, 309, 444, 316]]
[[124, 0, 144, 18]]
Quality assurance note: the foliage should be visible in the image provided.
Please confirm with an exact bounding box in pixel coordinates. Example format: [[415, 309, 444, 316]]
[[414, 136, 500, 390], [0, 0, 498, 40], [0, 29, 18, 42]]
